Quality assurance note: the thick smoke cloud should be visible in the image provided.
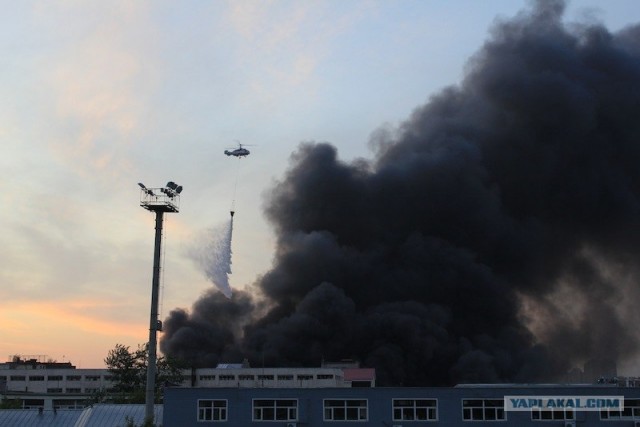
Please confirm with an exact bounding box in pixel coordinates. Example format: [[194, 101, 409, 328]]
[[161, 0, 640, 385]]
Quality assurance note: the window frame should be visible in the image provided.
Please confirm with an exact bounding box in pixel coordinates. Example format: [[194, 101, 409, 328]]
[[392, 398, 438, 421], [197, 399, 228, 422], [531, 408, 575, 421], [461, 398, 506, 421], [323, 398, 369, 422], [600, 398, 640, 420], [252, 398, 298, 422]]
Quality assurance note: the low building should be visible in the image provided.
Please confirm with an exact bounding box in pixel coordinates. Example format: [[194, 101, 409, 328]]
[[0, 404, 162, 427], [0, 356, 374, 410], [0, 356, 115, 410], [163, 384, 640, 427], [181, 365, 375, 389]]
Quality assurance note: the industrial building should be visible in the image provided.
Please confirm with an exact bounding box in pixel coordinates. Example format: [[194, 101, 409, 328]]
[[0, 356, 374, 411], [163, 383, 640, 427], [3, 355, 640, 426], [0, 356, 113, 411]]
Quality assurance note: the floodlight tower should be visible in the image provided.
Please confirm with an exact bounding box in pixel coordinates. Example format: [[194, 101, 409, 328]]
[[138, 181, 183, 424]]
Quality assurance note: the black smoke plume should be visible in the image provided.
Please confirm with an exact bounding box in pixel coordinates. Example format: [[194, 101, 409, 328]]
[[161, 0, 640, 385]]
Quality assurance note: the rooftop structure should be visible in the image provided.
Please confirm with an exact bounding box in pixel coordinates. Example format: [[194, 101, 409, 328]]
[[1, 356, 75, 370], [0, 404, 162, 427]]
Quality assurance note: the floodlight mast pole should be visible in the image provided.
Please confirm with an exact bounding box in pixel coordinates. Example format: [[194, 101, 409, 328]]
[[138, 182, 181, 425], [146, 209, 164, 423]]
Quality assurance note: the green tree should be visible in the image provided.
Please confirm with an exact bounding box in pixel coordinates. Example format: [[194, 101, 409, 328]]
[[105, 343, 185, 403], [157, 354, 187, 388], [0, 398, 22, 409]]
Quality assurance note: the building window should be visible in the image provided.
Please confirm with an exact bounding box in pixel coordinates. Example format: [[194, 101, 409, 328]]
[[47, 388, 63, 393], [297, 375, 313, 380], [66, 388, 81, 393], [66, 375, 81, 381], [53, 399, 82, 409], [199, 375, 216, 381], [257, 375, 274, 381], [198, 399, 228, 422], [253, 399, 297, 421], [85, 376, 100, 381], [277, 375, 293, 381], [28, 376, 45, 381], [10, 376, 26, 381], [531, 408, 575, 421], [601, 398, 640, 420], [317, 374, 334, 380], [47, 376, 63, 381], [103, 375, 114, 381], [239, 375, 255, 380], [393, 398, 437, 421], [23, 399, 44, 409], [324, 399, 368, 421], [462, 399, 505, 421], [219, 375, 235, 381]]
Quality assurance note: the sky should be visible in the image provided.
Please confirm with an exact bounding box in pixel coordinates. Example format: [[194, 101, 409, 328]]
[[1, 0, 639, 369]]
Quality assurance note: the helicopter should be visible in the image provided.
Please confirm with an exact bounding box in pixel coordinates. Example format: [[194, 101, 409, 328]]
[[224, 142, 251, 158]]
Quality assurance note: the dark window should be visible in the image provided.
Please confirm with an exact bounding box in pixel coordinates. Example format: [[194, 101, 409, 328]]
[[531, 408, 575, 420], [253, 399, 297, 421], [324, 399, 368, 421], [198, 399, 228, 421], [600, 398, 640, 420], [257, 375, 274, 380], [393, 398, 437, 421], [462, 399, 505, 421]]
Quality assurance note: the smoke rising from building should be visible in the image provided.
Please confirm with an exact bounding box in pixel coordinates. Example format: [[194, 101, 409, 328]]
[[161, 0, 640, 385]]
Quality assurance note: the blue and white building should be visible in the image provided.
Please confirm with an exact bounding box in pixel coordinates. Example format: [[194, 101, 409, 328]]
[[163, 383, 640, 427]]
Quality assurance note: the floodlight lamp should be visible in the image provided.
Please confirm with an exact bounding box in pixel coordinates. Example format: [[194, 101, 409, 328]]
[[166, 181, 177, 190], [138, 182, 147, 189], [176, 185, 183, 194]]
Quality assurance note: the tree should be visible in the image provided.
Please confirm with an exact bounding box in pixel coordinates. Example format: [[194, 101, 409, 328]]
[[0, 398, 22, 409], [105, 343, 185, 403]]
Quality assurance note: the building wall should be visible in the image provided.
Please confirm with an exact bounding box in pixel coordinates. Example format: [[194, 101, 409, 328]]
[[163, 385, 640, 427], [0, 366, 374, 410], [0, 368, 114, 395], [183, 367, 373, 388]]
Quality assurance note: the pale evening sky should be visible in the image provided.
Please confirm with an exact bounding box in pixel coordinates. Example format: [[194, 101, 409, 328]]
[[1, 0, 638, 368]]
